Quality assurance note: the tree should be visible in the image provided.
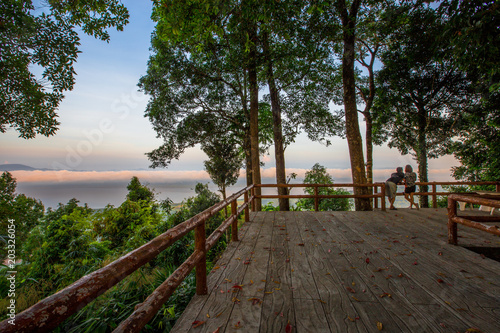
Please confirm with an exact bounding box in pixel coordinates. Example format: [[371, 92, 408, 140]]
[[296, 163, 353, 211], [0, 172, 44, 259], [143, 0, 340, 212], [310, 0, 378, 210], [126, 176, 154, 204], [437, 0, 500, 182], [375, 5, 475, 207], [0, 0, 129, 138], [203, 138, 243, 201]]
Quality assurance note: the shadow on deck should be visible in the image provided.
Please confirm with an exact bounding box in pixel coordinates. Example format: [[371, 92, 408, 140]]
[[172, 209, 500, 333]]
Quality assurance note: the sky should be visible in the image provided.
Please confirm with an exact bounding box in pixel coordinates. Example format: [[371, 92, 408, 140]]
[[1, 0, 458, 208]]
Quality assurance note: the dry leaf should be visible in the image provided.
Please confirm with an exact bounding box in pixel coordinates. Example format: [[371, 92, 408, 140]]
[[286, 323, 293, 333], [346, 287, 356, 293], [377, 321, 383, 331], [192, 320, 205, 328]]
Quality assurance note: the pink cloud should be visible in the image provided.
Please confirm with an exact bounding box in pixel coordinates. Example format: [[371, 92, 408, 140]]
[[9, 166, 454, 186]]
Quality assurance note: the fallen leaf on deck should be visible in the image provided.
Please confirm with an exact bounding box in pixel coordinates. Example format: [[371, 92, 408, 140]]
[[216, 312, 224, 318], [379, 292, 392, 298], [298, 243, 305, 246], [206, 314, 210, 318], [232, 285, 244, 290], [366, 258, 370, 264], [346, 287, 356, 293], [437, 279, 444, 284], [466, 328, 484, 333], [286, 323, 293, 333], [234, 321, 242, 329], [192, 320, 205, 328], [212, 328, 221, 333], [377, 321, 383, 331], [248, 297, 262, 305], [352, 296, 360, 301]]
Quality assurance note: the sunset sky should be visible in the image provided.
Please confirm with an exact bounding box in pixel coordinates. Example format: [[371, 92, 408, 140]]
[[1, 0, 458, 208]]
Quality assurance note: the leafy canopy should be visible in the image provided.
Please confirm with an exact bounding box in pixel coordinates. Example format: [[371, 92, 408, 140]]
[[0, 0, 129, 138]]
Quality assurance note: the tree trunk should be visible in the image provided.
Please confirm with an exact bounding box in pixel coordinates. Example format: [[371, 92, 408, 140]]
[[263, 32, 289, 211], [248, 24, 261, 211], [244, 133, 253, 187], [417, 108, 429, 208], [222, 184, 228, 218], [338, 0, 371, 211], [365, 112, 374, 207]]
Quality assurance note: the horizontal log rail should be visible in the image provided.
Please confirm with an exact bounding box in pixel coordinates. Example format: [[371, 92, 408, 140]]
[[255, 183, 387, 211], [0, 185, 254, 333], [447, 193, 500, 245], [255, 181, 500, 211]]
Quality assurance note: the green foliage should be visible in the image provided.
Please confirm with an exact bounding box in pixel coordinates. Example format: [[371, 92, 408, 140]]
[[203, 138, 243, 199], [296, 164, 353, 211], [262, 202, 279, 211], [0, 177, 231, 331], [0, 172, 44, 259], [126, 176, 155, 204], [0, 0, 129, 138]]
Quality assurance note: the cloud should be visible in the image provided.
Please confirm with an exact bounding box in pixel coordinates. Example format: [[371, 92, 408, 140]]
[[10, 170, 211, 184], [10, 165, 454, 186]]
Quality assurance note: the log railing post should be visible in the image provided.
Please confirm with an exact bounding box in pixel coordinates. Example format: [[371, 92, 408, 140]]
[[381, 183, 386, 212], [251, 187, 256, 212], [194, 221, 207, 295], [314, 186, 319, 212], [244, 190, 250, 223], [496, 182, 500, 193], [374, 185, 378, 209], [231, 200, 238, 242], [432, 183, 437, 208], [448, 196, 458, 245]]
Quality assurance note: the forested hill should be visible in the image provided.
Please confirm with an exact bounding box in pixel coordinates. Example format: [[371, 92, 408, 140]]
[[0, 164, 51, 172]]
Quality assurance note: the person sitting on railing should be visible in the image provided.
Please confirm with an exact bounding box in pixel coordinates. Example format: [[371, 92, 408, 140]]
[[403, 164, 419, 210], [385, 167, 405, 210]]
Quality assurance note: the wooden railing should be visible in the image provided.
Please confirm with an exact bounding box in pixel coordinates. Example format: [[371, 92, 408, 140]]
[[255, 181, 500, 210], [447, 193, 500, 245], [410, 181, 500, 208], [3, 180, 499, 332], [255, 183, 386, 211], [0, 186, 255, 333]]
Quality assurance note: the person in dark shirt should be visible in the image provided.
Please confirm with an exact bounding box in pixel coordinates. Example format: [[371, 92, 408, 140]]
[[385, 167, 404, 210], [403, 164, 419, 209]]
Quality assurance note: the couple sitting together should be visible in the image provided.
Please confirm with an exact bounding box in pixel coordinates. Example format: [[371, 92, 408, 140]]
[[385, 165, 419, 210]]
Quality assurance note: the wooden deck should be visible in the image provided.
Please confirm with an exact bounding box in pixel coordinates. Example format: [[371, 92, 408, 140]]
[[171, 209, 500, 333]]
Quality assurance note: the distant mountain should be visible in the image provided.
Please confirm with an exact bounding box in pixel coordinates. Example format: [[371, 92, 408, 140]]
[[0, 164, 51, 171]]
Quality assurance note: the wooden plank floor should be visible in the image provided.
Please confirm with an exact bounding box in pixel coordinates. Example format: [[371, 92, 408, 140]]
[[171, 209, 500, 333]]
